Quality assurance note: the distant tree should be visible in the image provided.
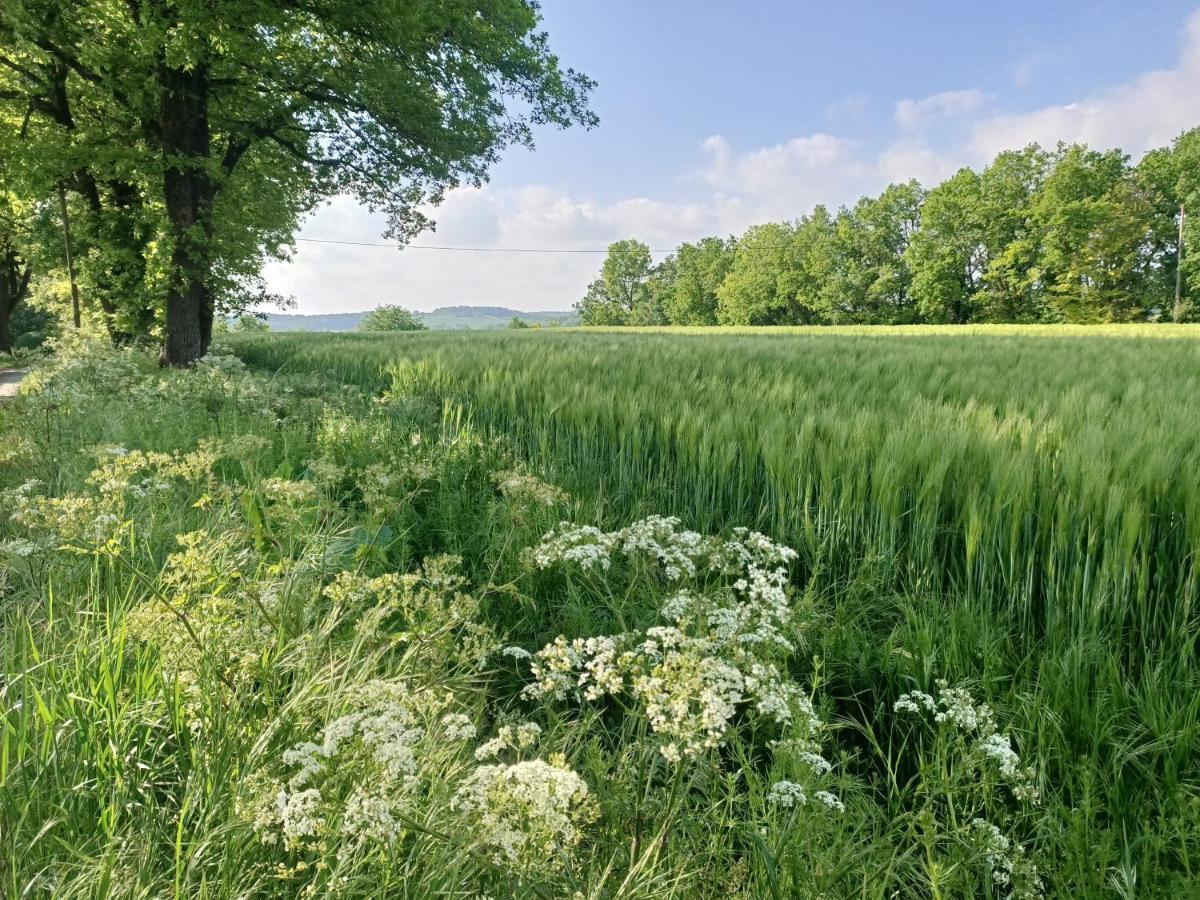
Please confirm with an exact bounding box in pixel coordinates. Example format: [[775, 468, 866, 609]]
[[359, 305, 428, 332], [825, 181, 924, 323], [507, 316, 531, 329], [663, 237, 735, 325], [575, 239, 655, 324], [908, 147, 1048, 323], [718, 222, 823, 325], [1031, 145, 1156, 322], [233, 314, 270, 333], [906, 169, 985, 323], [1138, 127, 1200, 319], [641, 255, 677, 324]]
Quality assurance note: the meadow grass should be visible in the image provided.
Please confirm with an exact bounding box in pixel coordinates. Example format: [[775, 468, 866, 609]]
[[227, 325, 1200, 896], [1, 328, 1198, 897]]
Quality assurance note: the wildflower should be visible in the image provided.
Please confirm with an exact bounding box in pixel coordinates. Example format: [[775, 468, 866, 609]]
[[452, 757, 596, 873], [814, 791, 844, 812], [894, 690, 937, 715], [632, 637, 745, 759], [244, 680, 433, 851], [493, 470, 569, 509], [766, 781, 807, 808], [0, 537, 39, 558], [441, 713, 477, 741], [279, 788, 324, 848], [473, 722, 543, 760], [895, 681, 1039, 804], [261, 477, 319, 505]]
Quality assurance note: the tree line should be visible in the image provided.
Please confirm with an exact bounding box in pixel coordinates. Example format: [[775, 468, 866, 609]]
[[0, 1, 595, 361], [577, 133, 1200, 326]]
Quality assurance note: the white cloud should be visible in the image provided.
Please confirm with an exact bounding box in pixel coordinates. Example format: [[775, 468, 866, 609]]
[[970, 9, 1200, 158], [264, 8, 1200, 315], [876, 141, 964, 187], [894, 89, 988, 131]]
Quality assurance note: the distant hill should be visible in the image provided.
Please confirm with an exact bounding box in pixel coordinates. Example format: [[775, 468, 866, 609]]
[[260, 306, 578, 332]]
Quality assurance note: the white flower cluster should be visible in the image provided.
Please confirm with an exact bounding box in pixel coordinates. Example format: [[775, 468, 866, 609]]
[[633, 630, 745, 759], [474, 721, 542, 761], [522, 626, 807, 762], [766, 780, 807, 807], [523, 635, 626, 702], [522, 517, 829, 776], [895, 681, 1040, 803], [493, 470, 569, 510], [451, 756, 596, 873], [533, 515, 797, 584], [972, 819, 1045, 899], [260, 477, 319, 506], [440, 712, 478, 742], [322, 556, 496, 671], [246, 681, 430, 848], [765, 780, 844, 812], [533, 517, 799, 652]]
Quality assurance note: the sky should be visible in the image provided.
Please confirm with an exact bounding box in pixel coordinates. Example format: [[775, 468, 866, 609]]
[[263, 1, 1200, 315]]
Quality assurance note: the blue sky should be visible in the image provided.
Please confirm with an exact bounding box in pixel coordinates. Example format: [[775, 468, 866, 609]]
[[264, 2, 1200, 314]]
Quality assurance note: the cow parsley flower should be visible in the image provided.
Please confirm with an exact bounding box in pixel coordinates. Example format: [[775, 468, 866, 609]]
[[245, 681, 432, 851], [493, 470, 569, 509], [441, 713, 477, 741], [452, 757, 596, 873], [767, 780, 808, 808], [896, 680, 1039, 804]]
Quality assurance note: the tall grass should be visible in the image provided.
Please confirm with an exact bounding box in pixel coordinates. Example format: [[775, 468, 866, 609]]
[[228, 325, 1200, 895], [4, 329, 1199, 896]]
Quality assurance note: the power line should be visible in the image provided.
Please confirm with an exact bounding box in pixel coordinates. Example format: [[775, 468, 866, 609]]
[[297, 237, 615, 253], [295, 237, 798, 254]]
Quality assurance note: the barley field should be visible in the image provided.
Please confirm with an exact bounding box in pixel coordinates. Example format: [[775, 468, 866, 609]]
[[2, 328, 1199, 898]]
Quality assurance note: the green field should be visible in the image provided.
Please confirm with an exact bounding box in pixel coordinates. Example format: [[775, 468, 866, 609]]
[[228, 326, 1200, 892], [3, 328, 1199, 898]]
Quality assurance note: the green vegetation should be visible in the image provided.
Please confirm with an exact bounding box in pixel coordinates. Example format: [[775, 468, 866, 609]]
[[232, 314, 270, 334], [357, 304, 428, 333], [256, 307, 578, 332], [4, 327, 1200, 895], [577, 133, 1200, 327], [0, 1, 594, 363], [224, 325, 1200, 896]]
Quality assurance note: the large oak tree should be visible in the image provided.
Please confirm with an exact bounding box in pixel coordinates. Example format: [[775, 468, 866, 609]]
[[2, 0, 595, 363]]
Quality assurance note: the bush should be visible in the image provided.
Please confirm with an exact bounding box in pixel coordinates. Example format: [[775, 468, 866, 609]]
[[358, 304, 427, 332]]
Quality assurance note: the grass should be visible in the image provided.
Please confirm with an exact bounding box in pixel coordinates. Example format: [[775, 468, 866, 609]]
[[1, 327, 1198, 897], [228, 326, 1200, 895]]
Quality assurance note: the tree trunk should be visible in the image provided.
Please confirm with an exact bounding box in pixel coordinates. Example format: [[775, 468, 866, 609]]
[[0, 249, 30, 355], [159, 62, 214, 366], [0, 274, 11, 355]]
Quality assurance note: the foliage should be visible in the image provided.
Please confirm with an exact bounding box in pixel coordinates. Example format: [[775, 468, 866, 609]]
[[358, 304, 428, 332], [227, 326, 1200, 896], [574, 239, 658, 325], [232, 314, 269, 333], [0, 0, 595, 362], [0, 172, 35, 352], [663, 237, 736, 325], [717, 222, 815, 324], [580, 129, 1200, 327]]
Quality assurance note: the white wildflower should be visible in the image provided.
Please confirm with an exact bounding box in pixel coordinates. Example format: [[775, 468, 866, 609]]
[[452, 757, 596, 872], [766, 780, 807, 808], [441, 713, 477, 741]]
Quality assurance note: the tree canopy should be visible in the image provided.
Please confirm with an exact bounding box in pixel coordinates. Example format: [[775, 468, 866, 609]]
[[1, 0, 596, 362], [358, 304, 427, 332], [577, 131, 1200, 327]]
